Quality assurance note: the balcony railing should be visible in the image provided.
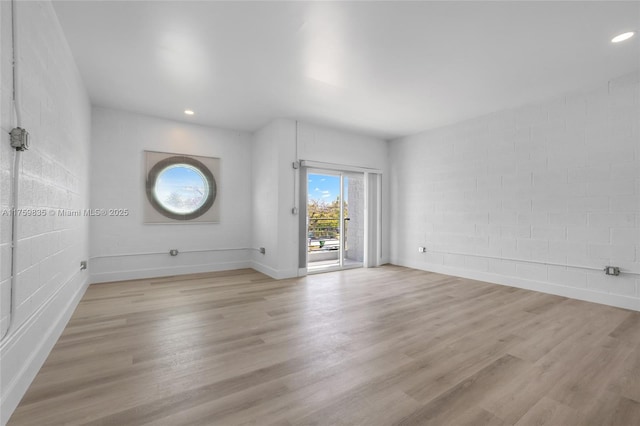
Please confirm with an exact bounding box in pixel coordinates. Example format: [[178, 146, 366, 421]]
[[308, 217, 344, 251]]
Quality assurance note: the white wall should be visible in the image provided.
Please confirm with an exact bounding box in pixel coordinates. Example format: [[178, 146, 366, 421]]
[[250, 119, 292, 278], [0, 1, 91, 422], [390, 71, 640, 311], [251, 119, 390, 279], [90, 113, 390, 284], [90, 107, 253, 283]]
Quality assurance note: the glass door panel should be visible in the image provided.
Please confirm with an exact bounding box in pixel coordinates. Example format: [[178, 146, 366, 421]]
[[306, 170, 365, 272], [307, 172, 341, 270], [342, 173, 364, 269]]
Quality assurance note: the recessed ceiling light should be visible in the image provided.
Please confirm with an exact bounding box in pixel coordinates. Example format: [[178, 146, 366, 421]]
[[184, 109, 195, 115], [611, 32, 635, 43]]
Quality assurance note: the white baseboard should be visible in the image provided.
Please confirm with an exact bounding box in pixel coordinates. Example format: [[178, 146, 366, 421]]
[[276, 268, 300, 280], [90, 260, 253, 284], [0, 272, 90, 425], [397, 259, 640, 312], [250, 260, 279, 279], [249, 261, 299, 280]]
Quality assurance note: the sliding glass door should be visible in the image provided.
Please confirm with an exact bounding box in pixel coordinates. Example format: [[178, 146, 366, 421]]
[[306, 170, 364, 271]]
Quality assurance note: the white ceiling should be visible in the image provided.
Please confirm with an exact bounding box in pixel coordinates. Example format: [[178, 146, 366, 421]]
[[52, 1, 640, 140]]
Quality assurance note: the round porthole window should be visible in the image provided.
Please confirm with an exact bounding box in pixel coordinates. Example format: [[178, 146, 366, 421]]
[[146, 156, 216, 220]]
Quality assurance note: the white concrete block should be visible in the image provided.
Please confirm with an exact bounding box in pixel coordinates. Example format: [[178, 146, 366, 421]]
[[587, 272, 636, 296], [502, 173, 533, 190], [549, 213, 587, 226], [609, 71, 640, 90], [532, 198, 566, 213], [611, 161, 640, 180], [566, 248, 594, 268], [567, 226, 610, 244], [587, 243, 612, 260], [530, 121, 565, 146], [588, 213, 635, 228], [547, 128, 585, 151], [488, 259, 518, 276], [546, 147, 587, 170], [611, 228, 640, 246], [532, 226, 567, 241], [568, 166, 609, 184], [543, 96, 566, 125], [517, 239, 550, 261], [547, 266, 587, 288], [518, 212, 549, 226], [612, 245, 637, 262], [611, 196, 640, 212], [486, 157, 518, 175], [465, 256, 489, 271], [443, 253, 466, 268], [516, 155, 548, 175], [489, 211, 518, 225], [501, 225, 531, 239], [533, 170, 568, 187], [565, 96, 588, 129], [502, 197, 532, 212], [515, 103, 548, 129], [585, 86, 611, 119], [516, 263, 548, 281], [549, 240, 587, 260], [487, 109, 517, 133], [476, 175, 503, 191], [567, 196, 609, 213], [587, 178, 635, 197]]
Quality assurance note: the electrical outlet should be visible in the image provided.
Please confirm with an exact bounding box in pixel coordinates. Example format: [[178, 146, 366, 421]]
[[418, 247, 427, 253], [10, 127, 30, 151], [604, 266, 620, 276], [169, 249, 179, 256]]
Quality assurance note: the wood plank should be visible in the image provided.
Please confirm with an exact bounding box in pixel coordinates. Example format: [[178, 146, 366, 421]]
[[8, 266, 640, 425]]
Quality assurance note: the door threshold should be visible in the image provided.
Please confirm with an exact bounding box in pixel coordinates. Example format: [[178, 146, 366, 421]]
[[307, 263, 363, 274]]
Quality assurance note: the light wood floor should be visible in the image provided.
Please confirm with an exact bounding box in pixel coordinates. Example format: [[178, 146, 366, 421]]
[[9, 266, 640, 425]]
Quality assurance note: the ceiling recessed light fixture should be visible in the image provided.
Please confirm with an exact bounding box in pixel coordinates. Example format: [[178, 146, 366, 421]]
[[184, 109, 195, 115], [611, 32, 635, 43]]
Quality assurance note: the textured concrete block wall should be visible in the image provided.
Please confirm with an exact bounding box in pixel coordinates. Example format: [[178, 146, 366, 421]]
[[0, 1, 91, 421], [390, 71, 640, 310]]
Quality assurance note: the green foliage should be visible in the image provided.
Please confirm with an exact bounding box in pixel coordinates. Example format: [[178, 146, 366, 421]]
[[308, 197, 347, 239]]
